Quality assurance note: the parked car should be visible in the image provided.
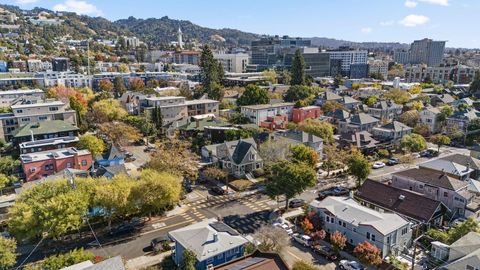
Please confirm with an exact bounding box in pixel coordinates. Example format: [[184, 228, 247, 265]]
[[125, 156, 136, 163], [289, 198, 305, 208], [109, 224, 135, 236], [420, 149, 439, 158], [339, 260, 365, 270], [372, 162, 385, 169], [210, 186, 225, 195], [292, 233, 313, 247], [317, 186, 349, 200], [312, 245, 337, 261], [273, 222, 293, 235], [144, 146, 157, 153], [411, 152, 421, 158], [151, 235, 171, 253], [387, 158, 399, 166]]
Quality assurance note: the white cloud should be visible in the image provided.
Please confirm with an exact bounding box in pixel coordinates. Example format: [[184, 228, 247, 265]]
[[405, 0, 418, 8], [380, 20, 395, 26], [418, 0, 449, 6], [53, 0, 103, 16], [361, 27, 373, 34], [15, 0, 38, 4], [398, 14, 430, 27]]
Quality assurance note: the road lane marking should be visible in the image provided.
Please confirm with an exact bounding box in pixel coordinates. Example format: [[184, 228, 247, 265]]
[[286, 250, 303, 261]]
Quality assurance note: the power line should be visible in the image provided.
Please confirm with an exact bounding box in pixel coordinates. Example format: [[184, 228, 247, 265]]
[[85, 216, 109, 259], [14, 224, 54, 270]]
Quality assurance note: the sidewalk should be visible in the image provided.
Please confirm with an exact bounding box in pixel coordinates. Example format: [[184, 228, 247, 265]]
[[125, 251, 169, 270]]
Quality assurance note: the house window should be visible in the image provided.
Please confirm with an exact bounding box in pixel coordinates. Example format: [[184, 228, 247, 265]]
[[49, 107, 59, 112], [38, 116, 48, 121], [342, 222, 346, 228], [353, 228, 356, 232], [366, 232, 370, 240], [387, 236, 390, 244], [66, 162, 72, 168], [81, 160, 87, 166], [30, 167, 36, 173], [338, 220, 342, 225], [206, 257, 214, 264], [371, 234, 376, 242], [331, 218, 335, 224], [21, 117, 31, 122], [419, 184, 424, 189], [401, 227, 408, 235], [326, 216, 330, 223], [444, 192, 448, 198]]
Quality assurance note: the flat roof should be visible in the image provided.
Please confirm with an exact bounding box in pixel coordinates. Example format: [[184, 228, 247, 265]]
[[241, 102, 294, 110], [20, 147, 90, 163], [14, 120, 78, 138], [185, 99, 219, 105], [11, 100, 65, 109], [0, 89, 43, 95]]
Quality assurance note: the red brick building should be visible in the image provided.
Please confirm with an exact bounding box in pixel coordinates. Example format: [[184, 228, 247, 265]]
[[292, 106, 322, 123], [260, 114, 288, 130], [20, 147, 92, 181]]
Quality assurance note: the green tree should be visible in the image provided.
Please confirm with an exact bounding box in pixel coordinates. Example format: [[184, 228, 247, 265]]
[[77, 134, 105, 158], [200, 45, 224, 100], [40, 248, 94, 270], [0, 156, 20, 175], [364, 96, 378, 107], [129, 77, 145, 91], [400, 110, 420, 127], [152, 106, 163, 130], [431, 134, 451, 152], [284, 85, 317, 102], [89, 99, 128, 123], [0, 236, 16, 269], [427, 217, 479, 244], [354, 241, 382, 266], [132, 169, 182, 218], [321, 100, 344, 114], [262, 69, 277, 84], [236, 85, 270, 106], [266, 161, 316, 209], [97, 122, 141, 146], [281, 69, 291, 85], [291, 49, 306, 86], [383, 89, 410, 104], [347, 149, 371, 187], [458, 103, 469, 112], [229, 112, 251, 124], [0, 174, 16, 191], [258, 139, 292, 170], [291, 144, 319, 168], [401, 134, 427, 152], [98, 79, 114, 92], [113, 76, 127, 97], [298, 119, 334, 143], [437, 105, 454, 124], [182, 249, 197, 270]]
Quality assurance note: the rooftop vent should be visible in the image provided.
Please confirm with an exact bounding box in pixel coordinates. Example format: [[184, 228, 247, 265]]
[[399, 195, 405, 200]]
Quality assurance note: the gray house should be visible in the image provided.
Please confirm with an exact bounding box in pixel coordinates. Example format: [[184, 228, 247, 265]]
[[201, 138, 263, 178], [272, 130, 323, 156], [367, 101, 403, 120], [310, 196, 412, 257], [372, 121, 413, 142], [438, 232, 480, 270], [338, 113, 380, 134]]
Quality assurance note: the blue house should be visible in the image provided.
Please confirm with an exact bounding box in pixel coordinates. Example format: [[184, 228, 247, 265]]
[[168, 218, 248, 270], [0, 61, 7, 73], [95, 145, 125, 167]]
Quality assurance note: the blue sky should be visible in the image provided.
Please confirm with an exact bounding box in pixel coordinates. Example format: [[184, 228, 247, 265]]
[[5, 0, 480, 48]]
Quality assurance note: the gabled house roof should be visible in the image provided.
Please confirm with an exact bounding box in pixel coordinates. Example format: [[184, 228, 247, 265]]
[[370, 100, 402, 110], [328, 109, 350, 121], [443, 232, 480, 270], [339, 131, 378, 149], [440, 154, 480, 171], [323, 91, 342, 101], [13, 120, 78, 138], [375, 121, 412, 132], [449, 109, 480, 121], [310, 196, 409, 235], [215, 250, 289, 270], [343, 96, 361, 105], [349, 113, 379, 125], [419, 159, 474, 178], [205, 138, 262, 166], [168, 218, 248, 263], [97, 144, 124, 161], [95, 164, 128, 178], [433, 94, 455, 104], [356, 180, 446, 223], [393, 168, 468, 191]]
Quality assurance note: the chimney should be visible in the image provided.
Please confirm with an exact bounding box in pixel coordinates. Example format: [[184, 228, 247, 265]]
[[349, 190, 354, 199], [30, 129, 34, 142], [399, 195, 405, 200], [213, 232, 218, 242]]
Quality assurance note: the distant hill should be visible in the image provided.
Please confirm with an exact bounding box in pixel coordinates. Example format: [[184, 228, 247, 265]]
[[310, 37, 409, 51], [114, 16, 260, 48]]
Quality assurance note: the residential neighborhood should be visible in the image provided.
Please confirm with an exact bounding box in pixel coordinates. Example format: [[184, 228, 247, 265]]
[[0, 1, 480, 270]]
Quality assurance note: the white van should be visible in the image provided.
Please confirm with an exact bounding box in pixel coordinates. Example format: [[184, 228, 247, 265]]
[[292, 233, 313, 247]]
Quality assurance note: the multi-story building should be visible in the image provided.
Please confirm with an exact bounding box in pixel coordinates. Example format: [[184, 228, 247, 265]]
[[121, 93, 219, 125], [172, 51, 201, 65], [419, 106, 441, 134], [36, 72, 92, 88], [20, 147, 92, 181], [292, 106, 321, 123], [372, 121, 413, 142], [284, 49, 331, 78], [19, 136, 79, 154], [392, 168, 471, 217], [349, 63, 369, 79], [327, 50, 368, 76], [214, 53, 249, 73], [310, 196, 412, 257], [408, 38, 446, 67], [338, 113, 380, 134], [394, 50, 410, 65], [240, 102, 294, 126], [0, 98, 77, 142], [368, 60, 389, 79], [12, 120, 79, 144], [124, 36, 141, 48], [27, 59, 43, 72], [0, 89, 44, 106], [52, 57, 70, 72], [12, 60, 27, 72], [367, 101, 403, 120], [405, 64, 477, 84]]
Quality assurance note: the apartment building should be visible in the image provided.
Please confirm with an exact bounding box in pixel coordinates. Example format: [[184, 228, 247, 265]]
[[327, 50, 368, 75], [368, 60, 389, 79], [0, 89, 44, 106], [121, 93, 219, 125], [27, 59, 44, 72], [405, 64, 476, 84], [240, 103, 295, 126], [214, 53, 249, 73], [52, 57, 70, 72], [37, 71, 92, 88], [0, 98, 77, 142], [409, 38, 446, 67], [367, 101, 403, 120], [20, 147, 92, 181], [310, 196, 412, 257]]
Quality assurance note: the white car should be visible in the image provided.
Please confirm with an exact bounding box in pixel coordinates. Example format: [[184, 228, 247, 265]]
[[292, 233, 313, 247], [273, 222, 293, 235], [372, 162, 385, 169], [339, 260, 365, 270]]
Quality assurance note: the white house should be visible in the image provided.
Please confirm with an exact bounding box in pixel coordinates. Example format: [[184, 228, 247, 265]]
[[240, 103, 294, 126], [310, 196, 412, 257], [419, 106, 441, 134]]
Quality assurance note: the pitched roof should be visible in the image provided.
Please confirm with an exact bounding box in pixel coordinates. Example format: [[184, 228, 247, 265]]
[[323, 91, 342, 101], [329, 109, 350, 120], [349, 113, 379, 125], [60, 256, 125, 270], [168, 219, 248, 262], [13, 120, 78, 138], [419, 159, 474, 178], [393, 168, 468, 191], [231, 140, 255, 164], [377, 121, 412, 132], [98, 144, 124, 161], [342, 96, 360, 105], [434, 94, 455, 104], [310, 196, 409, 235], [440, 154, 480, 171], [356, 180, 445, 222], [215, 250, 289, 270], [340, 131, 378, 149], [95, 165, 128, 177]]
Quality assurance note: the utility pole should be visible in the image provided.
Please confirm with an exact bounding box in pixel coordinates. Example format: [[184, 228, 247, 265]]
[[411, 234, 424, 270]]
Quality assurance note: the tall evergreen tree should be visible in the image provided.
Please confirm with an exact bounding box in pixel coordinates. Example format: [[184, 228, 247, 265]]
[[152, 106, 163, 130], [200, 45, 224, 100], [290, 49, 306, 86], [113, 76, 127, 97]]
